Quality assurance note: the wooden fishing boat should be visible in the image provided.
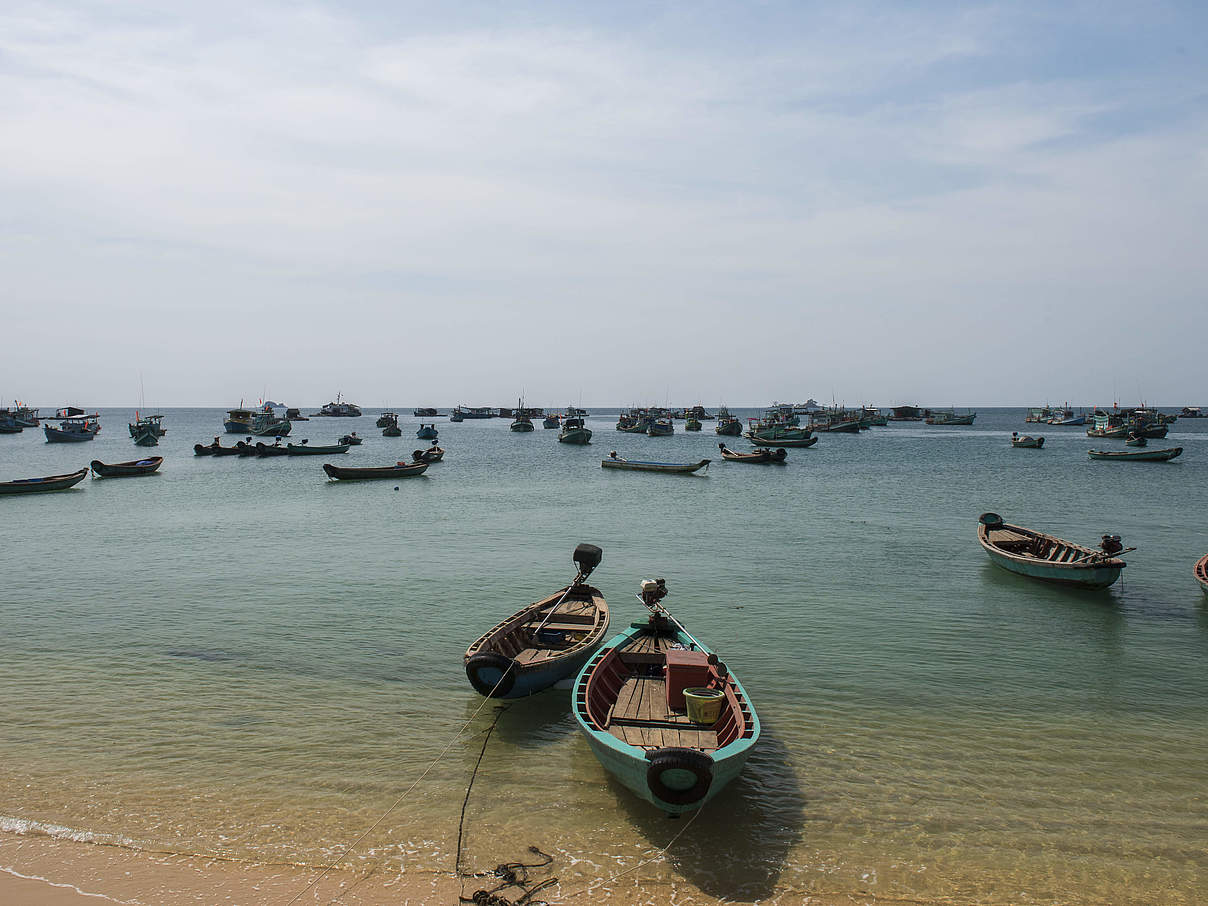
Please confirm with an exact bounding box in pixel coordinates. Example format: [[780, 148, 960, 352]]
[[376, 412, 398, 428], [685, 418, 702, 432], [1088, 447, 1182, 462], [0, 468, 89, 494], [383, 425, 402, 437], [44, 417, 100, 442], [925, 410, 977, 426], [132, 426, 159, 446], [413, 446, 444, 463], [312, 393, 362, 417], [602, 454, 709, 474], [573, 578, 759, 814], [646, 418, 674, 436], [465, 544, 608, 698], [193, 443, 214, 456], [416, 424, 439, 440], [1195, 553, 1208, 597], [338, 433, 363, 445], [90, 457, 163, 478], [287, 442, 350, 455], [977, 513, 1127, 589], [719, 444, 785, 463], [412, 407, 438, 418], [128, 413, 166, 438], [285, 408, 309, 422], [237, 441, 258, 456], [543, 414, 560, 429], [1011, 433, 1044, 448], [1125, 433, 1148, 447], [510, 416, 534, 432], [250, 412, 291, 437], [559, 416, 592, 445], [749, 435, 817, 448], [715, 418, 742, 437], [323, 461, 428, 480], [256, 441, 289, 457], [0, 418, 24, 434]]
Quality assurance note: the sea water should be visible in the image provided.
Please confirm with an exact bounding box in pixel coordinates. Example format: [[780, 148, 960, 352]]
[[1, 408, 1206, 903]]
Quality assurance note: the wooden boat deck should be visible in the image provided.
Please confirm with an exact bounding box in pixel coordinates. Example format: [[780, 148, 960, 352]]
[[985, 527, 1095, 563], [605, 676, 720, 750], [479, 593, 605, 665]]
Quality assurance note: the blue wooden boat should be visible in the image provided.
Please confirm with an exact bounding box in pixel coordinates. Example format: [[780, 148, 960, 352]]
[[0, 468, 89, 494], [464, 544, 608, 698], [416, 424, 439, 440], [646, 418, 674, 436], [977, 513, 1128, 589], [44, 417, 100, 442], [573, 578, 760, 814]]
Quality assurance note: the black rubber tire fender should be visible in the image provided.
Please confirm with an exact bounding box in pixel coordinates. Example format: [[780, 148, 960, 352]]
[[645, 747, 713, 806], [464, 652, 517, 697]]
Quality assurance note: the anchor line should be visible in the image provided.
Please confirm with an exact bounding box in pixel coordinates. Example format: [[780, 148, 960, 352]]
[[285, 668, 516, 905]]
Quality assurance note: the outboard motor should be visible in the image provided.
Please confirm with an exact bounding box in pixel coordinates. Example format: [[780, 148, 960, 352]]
[[640, 577, 668, 609], [573, 543, 603, 584], [1100, 534, 1124, 556]]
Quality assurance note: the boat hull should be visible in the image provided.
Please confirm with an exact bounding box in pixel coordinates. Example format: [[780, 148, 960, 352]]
[[1088, 447, 1182, 462], [287, 443, 350, 455], [715, 421, 743, 436], [749, 435, 817, 448], [90, 457, 163, 478], [559, 429, 592, 444], [0, 468, 89, 494], [43, 425, 98, 442], [323, 462, 427, 480], [1196, 554, 1208, 597], [601, 458, 709, 473]]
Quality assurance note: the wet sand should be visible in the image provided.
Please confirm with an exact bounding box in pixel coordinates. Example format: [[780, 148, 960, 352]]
[[0, 831, 869, 905]]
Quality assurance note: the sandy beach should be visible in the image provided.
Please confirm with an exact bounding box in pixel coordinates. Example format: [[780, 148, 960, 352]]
[[0, 830, 878, 906]]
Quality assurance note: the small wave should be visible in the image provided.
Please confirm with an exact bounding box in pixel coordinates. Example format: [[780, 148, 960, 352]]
[[0, 865, 139, 904], [0, 815, 139, 849]]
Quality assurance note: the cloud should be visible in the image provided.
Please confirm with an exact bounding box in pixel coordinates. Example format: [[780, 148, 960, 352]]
[[0, 1, 1204, 405]]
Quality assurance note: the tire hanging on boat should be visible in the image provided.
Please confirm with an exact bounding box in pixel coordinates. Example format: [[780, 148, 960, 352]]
[[645, 747, 713, 806], [464, 652, 517, 697]]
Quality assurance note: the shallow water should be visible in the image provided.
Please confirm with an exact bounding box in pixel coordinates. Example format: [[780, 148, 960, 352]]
[[2, 408, 1206, 903]]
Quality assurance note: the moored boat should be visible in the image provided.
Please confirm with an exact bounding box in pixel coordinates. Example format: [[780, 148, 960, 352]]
[[464, 544, 608, 698], [1088, 447, 1182, 462], [715, 406, 743, 436], [250, 407, 291, 437], [417, 423, 439, 440], [413, 445, 445, 463], [543, 414, 560, 429], [1010, 433, 1044, 448], [285, 408, 309, 422], [128, 413, 166, 438], [749, 434, 817, 448], [1125, 433, 1148, 447], [224, 407, 255, 433], [376, 412, 398, 428], [255, 441, 289, 457], [132, 426, 159, 447], [646, 417, 674, 437], [339, 433, 363, 445], [0, 468, 89, 494], [312, 393, 362, 417], [287, 441, 351, 455], [1195, 553, 1208, 597], [322, 461, 428, 480], [977, 513, 1128, 589], [44, 417, 101, 443], [413, 407, 438, 417], [719, 443, 786, 463], [90, 457, 163, 478], [602, 453, 709, 473], [924, 410, 977, 426], [573, 578, 759, 814], [685, 417, 702, 432], [559, 416, 592, 445], [0, 417, 22, 434]]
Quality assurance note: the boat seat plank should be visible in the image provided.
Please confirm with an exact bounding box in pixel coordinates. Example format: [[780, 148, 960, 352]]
[[525, 621, 597, 632]]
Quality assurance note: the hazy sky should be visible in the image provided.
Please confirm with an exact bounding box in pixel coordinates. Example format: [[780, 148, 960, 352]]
[[2, 1, 1205, 408]]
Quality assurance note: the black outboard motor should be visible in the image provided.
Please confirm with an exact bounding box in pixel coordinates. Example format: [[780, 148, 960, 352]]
[[573, 543, 603, 584], [1100, 534, 1124, 556], [640, 577, 668, 609]]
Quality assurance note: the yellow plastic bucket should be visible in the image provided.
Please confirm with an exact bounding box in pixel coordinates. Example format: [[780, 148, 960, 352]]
[[684, 687, 725, 724]]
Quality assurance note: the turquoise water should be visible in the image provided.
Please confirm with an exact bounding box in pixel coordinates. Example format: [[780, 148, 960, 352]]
[[2, 409, 1206, 903]]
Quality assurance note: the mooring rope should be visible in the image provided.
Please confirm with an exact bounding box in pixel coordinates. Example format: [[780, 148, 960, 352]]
[[286, 670, 515, 905], [455, 706, 508, 877]]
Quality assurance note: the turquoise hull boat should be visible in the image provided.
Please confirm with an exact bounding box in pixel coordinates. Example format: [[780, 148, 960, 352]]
[[978, 513, 1126, 589], [573, 605, 759, 815]]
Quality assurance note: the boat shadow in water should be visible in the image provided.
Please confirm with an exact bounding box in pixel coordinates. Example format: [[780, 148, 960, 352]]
[[616, 727, 806, 903], [460, 691, 580, 750]]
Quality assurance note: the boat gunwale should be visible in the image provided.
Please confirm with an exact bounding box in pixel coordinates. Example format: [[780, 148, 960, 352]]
[[977, 521, 1126, 574], [464, 583, 610, 675]]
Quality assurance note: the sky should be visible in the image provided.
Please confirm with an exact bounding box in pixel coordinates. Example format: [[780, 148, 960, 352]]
[[1, 0, 1206, 408]]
